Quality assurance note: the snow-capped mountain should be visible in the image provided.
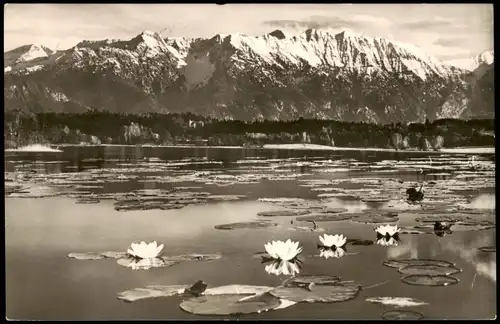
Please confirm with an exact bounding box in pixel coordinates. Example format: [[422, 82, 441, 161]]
[[4, 29, 494, 122], [444, 50, 494, 72]]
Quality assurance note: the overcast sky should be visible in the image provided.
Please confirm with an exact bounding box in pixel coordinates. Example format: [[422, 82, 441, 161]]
[[4, 3, 493, 68]]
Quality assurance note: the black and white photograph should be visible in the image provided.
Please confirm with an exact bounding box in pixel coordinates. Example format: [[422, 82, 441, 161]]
[[4, 3, 495, 320]]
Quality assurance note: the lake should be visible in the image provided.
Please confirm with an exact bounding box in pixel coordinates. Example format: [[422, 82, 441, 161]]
[[5, 146, 496, 320]]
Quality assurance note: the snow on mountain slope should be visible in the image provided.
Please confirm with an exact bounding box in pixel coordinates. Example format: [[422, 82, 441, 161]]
[[4, 44, 54, 67], [3, 29, 494, 122], [444, 50, 494, 71]]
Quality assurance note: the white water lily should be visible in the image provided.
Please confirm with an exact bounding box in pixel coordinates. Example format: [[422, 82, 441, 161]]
[[265, 260, 300, 276], [319, 247, 346, 259], [127, 241, 164, 259], [376, 237, 399, 246], [264, 239, 303, 261], [319, 234, 347, 248], [375, 225, 401, 237]]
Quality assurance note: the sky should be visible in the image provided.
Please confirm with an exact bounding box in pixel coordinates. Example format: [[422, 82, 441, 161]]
[[4, 3, 493, 69]]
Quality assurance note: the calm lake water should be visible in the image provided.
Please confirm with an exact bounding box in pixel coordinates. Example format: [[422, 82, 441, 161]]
[[5, 146, 497, 320]]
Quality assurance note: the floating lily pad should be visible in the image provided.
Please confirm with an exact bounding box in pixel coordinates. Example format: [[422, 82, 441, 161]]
[[269, 283, 360, 303], [479, 246, 496, 252], [117, 258, 178, 270], [381, 310, 424, 320], [68, 252, 106, 260], [257, 210, 311, 217], [207, 195, 246, 201], [75, 198, 101, 204], [117, 285, 189, 302], [289, 226, 325, 232], [366, 297, 428, 308], [401, 275, 459, 287], [282, 275, 342, 287], [215, 221, 278, 230], [398, 264, 462, 276], [100, 251, 130, 259], [204, 285, 274, 296], [383, 259, 455, 269], [179, 293, 281, 315], [317, 208, 348, 214], [161, 253, 222, 262], [296, 213, 354, 222], [350, 214, 399, 224], [361, 197, 392, 203], [362, 209, 399, 217]]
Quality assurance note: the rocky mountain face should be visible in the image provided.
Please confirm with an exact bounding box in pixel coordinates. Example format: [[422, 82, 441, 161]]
[[4, 29, 494, 123]]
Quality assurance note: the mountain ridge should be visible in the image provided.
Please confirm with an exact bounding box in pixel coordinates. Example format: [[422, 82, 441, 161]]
[[4, 29, 494, 123]]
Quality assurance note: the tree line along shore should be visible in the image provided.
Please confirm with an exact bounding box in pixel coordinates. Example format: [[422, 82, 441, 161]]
[[4, 111, 495, 151]]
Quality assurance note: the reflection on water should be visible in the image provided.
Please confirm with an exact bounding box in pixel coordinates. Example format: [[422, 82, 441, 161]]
[[318, 246, 347, 259], [264, 259, 302, 276], [117, 257, 166, 271], [5, 147, 496, 320], [376, 237, 400, 247]]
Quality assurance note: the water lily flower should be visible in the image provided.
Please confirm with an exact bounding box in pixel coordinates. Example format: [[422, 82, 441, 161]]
[[265, 260, 301, 276], [264, 239, 303, 261], [127, 241, 164, 259], [376, 237, 400, 246], [319, 234, 347, 249], [319, 247, 346, 259], [375, 224, 401, 239]]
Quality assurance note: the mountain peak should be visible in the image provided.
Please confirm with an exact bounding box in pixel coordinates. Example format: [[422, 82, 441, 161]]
[[475, 49, 494, 66], [268, 29, 288, 40]]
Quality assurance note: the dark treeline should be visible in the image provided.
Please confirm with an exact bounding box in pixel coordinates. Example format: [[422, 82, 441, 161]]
[[4, 110, 495, 150]]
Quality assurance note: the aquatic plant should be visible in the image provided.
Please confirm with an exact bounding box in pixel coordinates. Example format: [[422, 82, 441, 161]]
[[264, 239, 303, 261], [127, 241, 164, 259], [318, 234, 347, 249]]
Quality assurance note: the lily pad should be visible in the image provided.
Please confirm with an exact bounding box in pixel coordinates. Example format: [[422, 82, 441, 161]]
[[269, 283, 360, 303], [350, 214, 399, 224], [75, 198, 101, 204], [215, 221, 278, 230], [100, 251, 130, 259], [179, 293, 281, 315], [282, 275, 342, 287], [362, 209, 399, 217], [68, 252, 106, 260], [296, 213, 354, 222], [398, 264, 462, 276], [479, 246, 496, 252], [161, 253, 222, 262], [117, 258, 178, 270], [383, 259, 455, 269], [317, 208, 348, 214], [366, 297, 428, 308], [361, 197, 392, 203], [401, 275, 459, 286], [288, 226, 325, 233], [204, 285, 274, 296], [257, 210, 311, 217], [381, 310, 424, 320], [117, 285, 190, 302]]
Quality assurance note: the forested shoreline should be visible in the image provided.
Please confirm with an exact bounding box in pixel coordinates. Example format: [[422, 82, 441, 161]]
[[4, 110, 495, 151]]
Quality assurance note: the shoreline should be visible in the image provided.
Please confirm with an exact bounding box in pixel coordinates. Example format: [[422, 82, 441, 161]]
[[5, 143, 494, 155]]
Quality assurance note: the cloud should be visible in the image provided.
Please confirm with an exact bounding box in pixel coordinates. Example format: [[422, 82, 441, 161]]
[[398, 16, 464, 30], [263, 14, 392, 31], [433, 36, 467, 47]]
